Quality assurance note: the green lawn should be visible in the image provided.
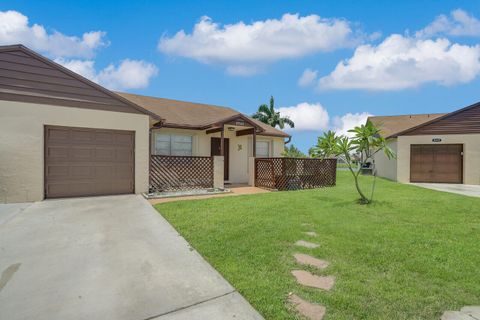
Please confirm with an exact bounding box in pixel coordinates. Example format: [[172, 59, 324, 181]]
[[154, 172, 480, 320], [336, 162, 350, 169]]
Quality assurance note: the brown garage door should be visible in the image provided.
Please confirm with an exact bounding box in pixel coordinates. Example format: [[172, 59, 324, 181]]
[[45, 126, 135, 198], [410, 144, 463, 183]]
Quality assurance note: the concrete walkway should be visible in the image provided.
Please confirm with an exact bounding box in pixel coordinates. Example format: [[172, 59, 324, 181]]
[[412, 183, 480, 198], [149, 184, 269, 205], [0, 195, 262, 320], [441, 306, 480, 319]]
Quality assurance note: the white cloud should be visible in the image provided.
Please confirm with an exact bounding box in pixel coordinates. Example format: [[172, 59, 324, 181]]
[[298, 68, 318, 87], [226, 65, 261, 76], [318, 34, 480, 90], [98, 60, 158, 90], [56, 58, 158, 90], [0, 10, 107, 58], [278, 102, 329, 131], [333, 112, 372, 137], [159, 14, 360, 75], [276, 101, 372, 138], [416, 9, 480, 38]]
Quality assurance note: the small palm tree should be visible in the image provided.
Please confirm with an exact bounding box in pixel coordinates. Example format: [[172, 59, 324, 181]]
[[313, 122, 395, 204], [309, 130, 339, 159], [252, 96, 294, 129]]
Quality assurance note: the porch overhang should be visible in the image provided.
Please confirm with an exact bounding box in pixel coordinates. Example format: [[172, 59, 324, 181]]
[[203, 114, 263, 157]]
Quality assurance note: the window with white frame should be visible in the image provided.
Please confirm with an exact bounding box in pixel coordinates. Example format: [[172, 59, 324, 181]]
[[154, 133, 192, 156], [256, 141, 270, 157]]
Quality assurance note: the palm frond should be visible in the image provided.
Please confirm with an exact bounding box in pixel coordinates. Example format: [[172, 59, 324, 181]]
[[257, 104, 271, 115], [282, 117, 295, 128]]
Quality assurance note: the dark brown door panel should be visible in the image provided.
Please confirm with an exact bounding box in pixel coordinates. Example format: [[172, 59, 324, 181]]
[[410, 144, 463, 183]]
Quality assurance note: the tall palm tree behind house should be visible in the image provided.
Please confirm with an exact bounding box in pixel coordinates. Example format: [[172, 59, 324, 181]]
[[252, 96, 294, 129]]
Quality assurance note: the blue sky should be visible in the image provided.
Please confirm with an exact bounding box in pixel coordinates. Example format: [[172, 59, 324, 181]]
[[1, 0, 480, 152]]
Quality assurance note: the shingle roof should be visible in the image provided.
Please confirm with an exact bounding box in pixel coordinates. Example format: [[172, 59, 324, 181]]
[[368, 113, 447, 138], [116, 92, 290, 137]]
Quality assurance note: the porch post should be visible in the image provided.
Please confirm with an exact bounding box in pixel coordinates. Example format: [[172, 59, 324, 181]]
[[213, 156, 225, 189], [148, 128, 153, 192], [220, 126, 225, 156], [252, 129, 256, 157], [248, 157, 255, 186]]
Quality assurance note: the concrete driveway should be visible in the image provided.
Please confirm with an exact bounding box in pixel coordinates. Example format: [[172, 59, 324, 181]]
[[412, 183, 480, 198], [0, 195, 262, 320]]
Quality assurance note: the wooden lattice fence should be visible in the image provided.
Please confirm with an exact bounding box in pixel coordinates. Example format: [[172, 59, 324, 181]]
[[255, 157, 337, 191], [150, 155, 214, 192]]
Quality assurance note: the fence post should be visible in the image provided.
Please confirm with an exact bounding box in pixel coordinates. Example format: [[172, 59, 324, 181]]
[[248, 157, 256, 186], [213, 156, 224, 189]]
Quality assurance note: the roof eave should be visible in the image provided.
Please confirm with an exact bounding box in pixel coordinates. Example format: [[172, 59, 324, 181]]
[[386, 101, 480, 137], [1, 44, 162, 121]]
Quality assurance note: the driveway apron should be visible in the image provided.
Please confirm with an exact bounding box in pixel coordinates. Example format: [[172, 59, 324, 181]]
[[0, 195, 262, 320]]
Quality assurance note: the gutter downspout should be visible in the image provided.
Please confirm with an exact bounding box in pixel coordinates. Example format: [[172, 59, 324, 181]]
[[284, 136, 292, 145]]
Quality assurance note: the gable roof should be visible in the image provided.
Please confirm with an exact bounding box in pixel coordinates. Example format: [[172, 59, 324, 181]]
[[0, 44, 160, 119], [116, 91, 290, 138], [391, 101, 480, 137], [368, 113, 446, 138]]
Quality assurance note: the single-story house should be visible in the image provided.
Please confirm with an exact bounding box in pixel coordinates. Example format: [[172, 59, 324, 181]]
[[116, 92, 289, 185], [369, 101, 480, 185], [0, 44, 289, 203]]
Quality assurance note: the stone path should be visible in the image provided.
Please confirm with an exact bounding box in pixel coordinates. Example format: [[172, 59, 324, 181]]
[[294, 253, 329, 269], [291, 270, 335, 291], [288, 293, 325, 320], [288, 230, 335, 320], [441, 307, 480, 320], [295, 240, 320, 248]]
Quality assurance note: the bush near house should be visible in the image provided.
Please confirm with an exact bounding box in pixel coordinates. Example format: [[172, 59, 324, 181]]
[[282, 144, 306, 158]]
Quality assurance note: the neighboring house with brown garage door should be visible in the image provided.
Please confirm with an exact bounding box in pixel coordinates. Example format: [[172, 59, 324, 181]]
[[0, 44, 161, 203], [369, 101, 480, 185]]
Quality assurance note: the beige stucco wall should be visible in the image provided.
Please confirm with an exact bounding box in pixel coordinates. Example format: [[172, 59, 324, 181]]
[[374, 140, 397, 181], [0, 100, 150, 203], [396, 134, 480, 185], [151, 127, 284, 184]]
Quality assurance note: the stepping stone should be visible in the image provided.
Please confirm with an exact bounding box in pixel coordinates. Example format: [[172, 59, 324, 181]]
[[291, 270, 335, 290], [288, 293, 326, 320], [304, 231, 318, 237], [461, 307, 480, 313], [461, 307, 480, 319], [295, 240, 319, 248], [294, 253, 329, 269], [441, 311, 478, 320]]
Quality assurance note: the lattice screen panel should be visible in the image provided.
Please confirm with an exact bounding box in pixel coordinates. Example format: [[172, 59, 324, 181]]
[[255, 158, 337, 191], [150, 155, 214, 192]]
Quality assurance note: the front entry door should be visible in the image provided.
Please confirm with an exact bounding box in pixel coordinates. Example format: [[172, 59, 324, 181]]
[[211, 137, 229, 180]]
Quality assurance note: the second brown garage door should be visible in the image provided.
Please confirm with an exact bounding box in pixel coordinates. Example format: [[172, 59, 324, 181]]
[[410, 144, 463, 183], [45, 126, 135, 198]]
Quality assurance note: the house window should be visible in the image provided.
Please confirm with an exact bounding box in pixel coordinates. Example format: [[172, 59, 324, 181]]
[[154, 133, 192, 156], [256, 141, 270, 157]]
